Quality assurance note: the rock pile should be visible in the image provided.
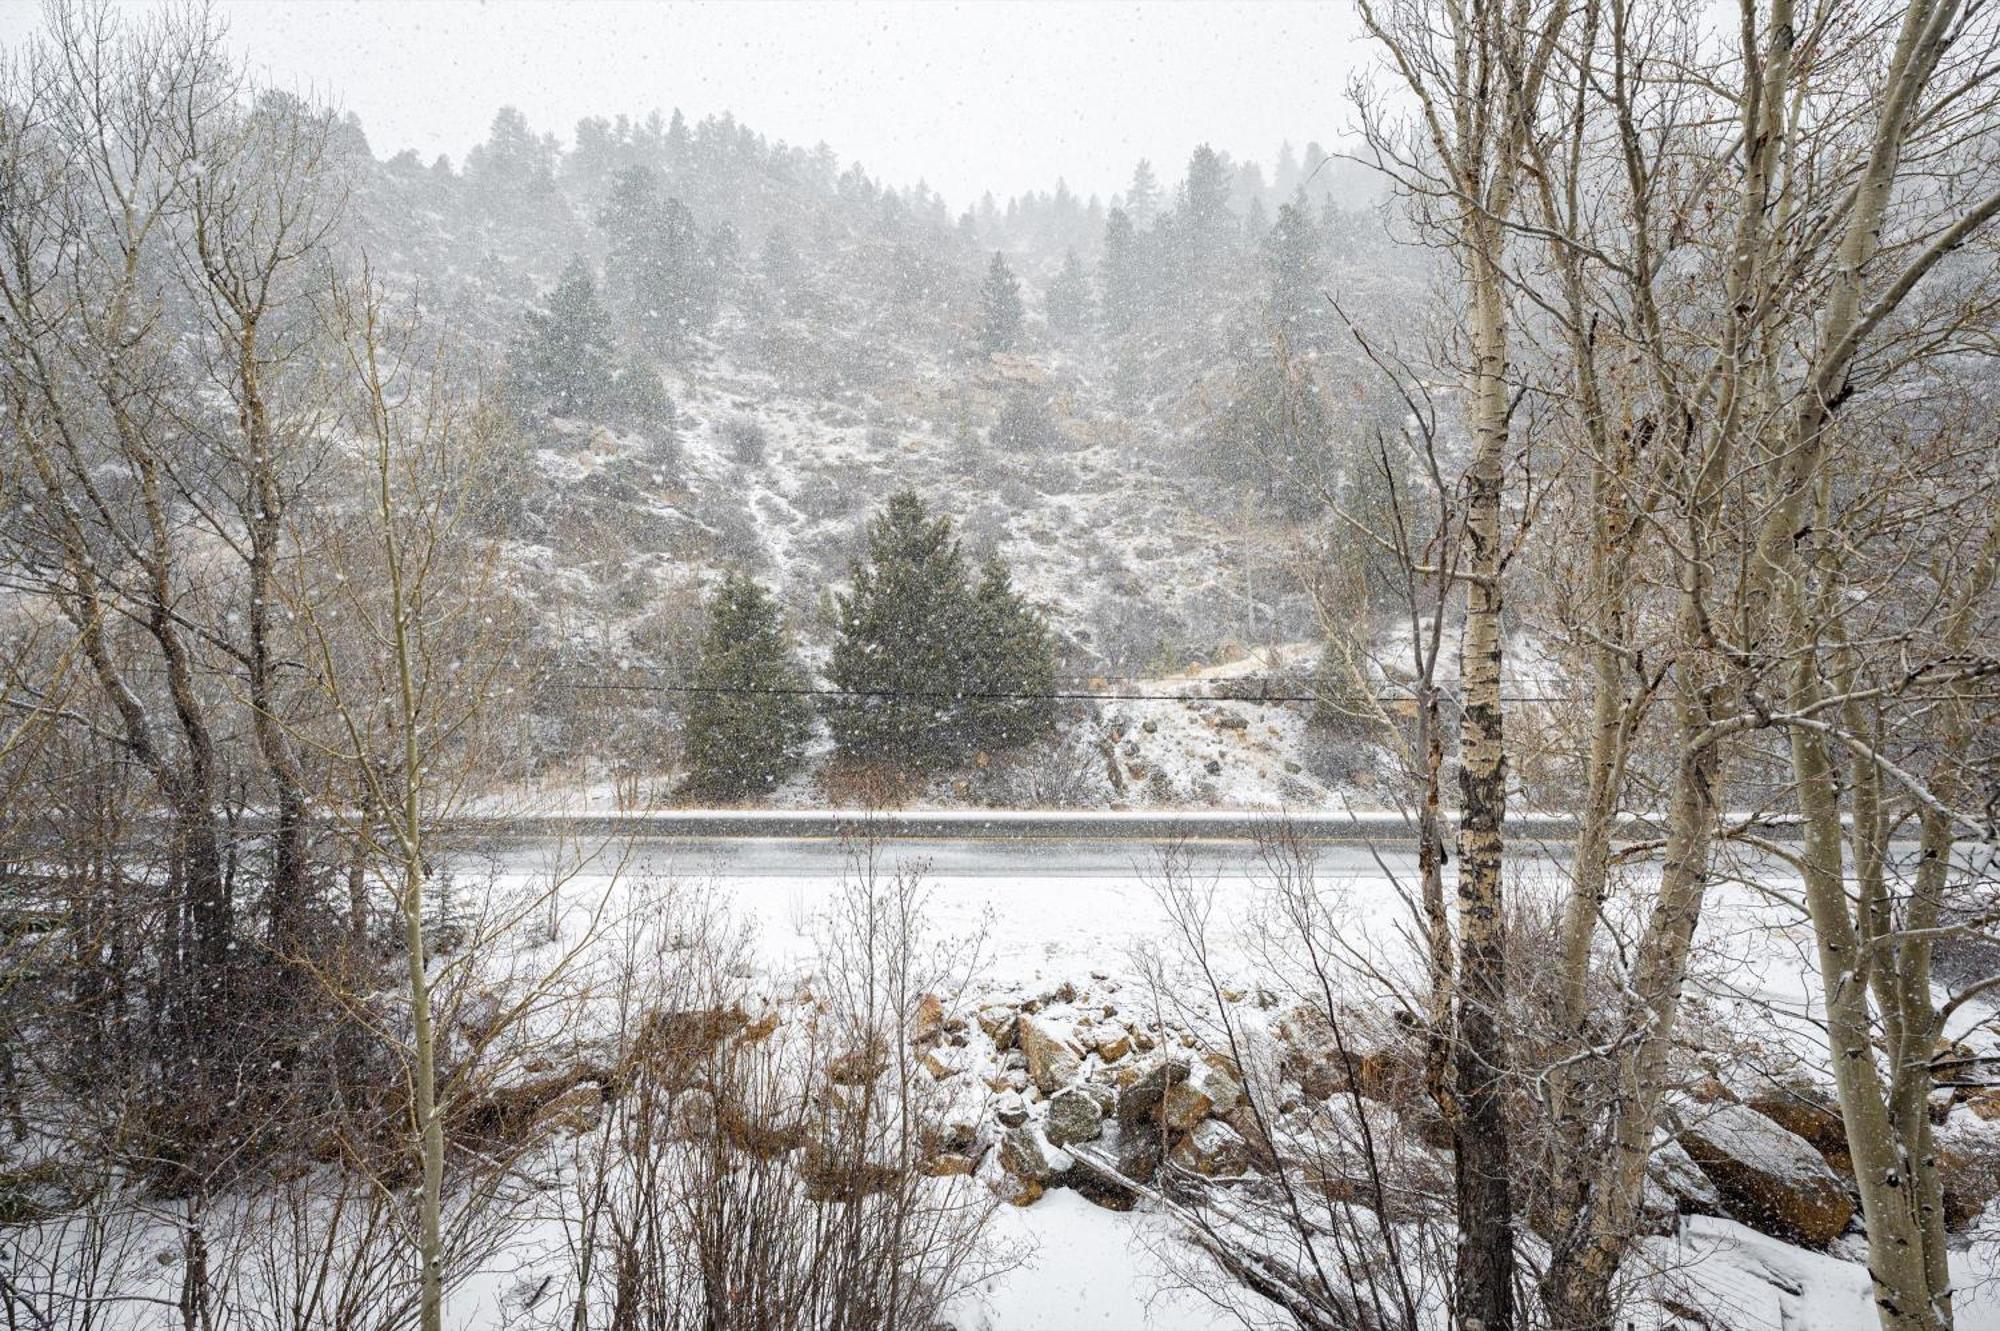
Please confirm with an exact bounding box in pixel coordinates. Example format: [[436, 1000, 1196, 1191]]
[[927, 983, 2000, 1255]]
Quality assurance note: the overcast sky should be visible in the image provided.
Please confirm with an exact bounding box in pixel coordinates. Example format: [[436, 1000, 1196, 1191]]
[[0, 1, 1370, 208]]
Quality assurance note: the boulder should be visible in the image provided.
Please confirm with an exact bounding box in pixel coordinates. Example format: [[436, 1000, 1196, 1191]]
[[985, 1067, 1028, 1094], [922, 1152, 977, 1178], [1047, 1086, 1105, 1147], [995, 1091, 1029, 1127], [1095, 1029, 1133, 1063], [1018, 1014, 1084, 1093], [911, 993, 945, 1045], [1642, 1136, 1725, 1230], [1170, 1119, 1251, 1177], [1117, 1056, 1191, 1126], [922, 1045, 969, 1082], [999, 1124, 1073, 1185], [828, 1042, 886, 1087], [1221, 1104, 1279, 1172], [1747, 1088, 1849, 1171], [1068, 1125, 1162, 1211], [976, 1005, 1019, 1049], [1161, 1056, 1242, 1132], [1678, 1103, 1855, 1247]]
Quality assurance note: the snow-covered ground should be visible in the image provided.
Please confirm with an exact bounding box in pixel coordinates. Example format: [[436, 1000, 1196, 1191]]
[[30, 835, 2000, 1329], [453, 833, 2000, 1331]]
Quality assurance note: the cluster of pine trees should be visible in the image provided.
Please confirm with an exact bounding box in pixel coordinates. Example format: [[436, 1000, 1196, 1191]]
[[680, 490, 1055, 799]]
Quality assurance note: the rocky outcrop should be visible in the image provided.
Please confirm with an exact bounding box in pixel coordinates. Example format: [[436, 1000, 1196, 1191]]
[[1160, 1054, 1242, 1131], [1641, 1136, 1724, 1231], [1169, 1119, 1250, 1177]]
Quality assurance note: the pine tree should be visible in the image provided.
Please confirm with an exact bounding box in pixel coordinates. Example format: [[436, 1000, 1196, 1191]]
[[1180, 145, 1235, 258], [978, 251, 1024, 354], [826, 490, 980, 767], [606, 352, 676, 433], [1044, 248, 1091, 338], [514, 256, 614, 416], [597, 166, 716, 353], [682, 573, 814, 800], [1100, 208, 1143, 335], [1264, 200, 1323, 348], [965, 557, 1056, 748], [1126, 158, 1160, 229], [825, 491, 1053, 770]]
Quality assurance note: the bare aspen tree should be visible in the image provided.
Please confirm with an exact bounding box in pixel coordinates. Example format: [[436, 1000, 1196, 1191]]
[[172, 80, 346, 954], [0, 0, 245, 1028], [293, 272, 518, 1331], [1352, 2, 1574, 1322], [1507, 1, 2000, 1325]]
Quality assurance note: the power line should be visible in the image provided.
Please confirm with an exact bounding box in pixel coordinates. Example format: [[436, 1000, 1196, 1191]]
[[529, 675, 1587, 706]]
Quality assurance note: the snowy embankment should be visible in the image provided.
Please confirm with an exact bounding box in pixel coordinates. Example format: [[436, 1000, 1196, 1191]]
[[455, 835, 2000, 1331], [59, 835, 2000, 1331]]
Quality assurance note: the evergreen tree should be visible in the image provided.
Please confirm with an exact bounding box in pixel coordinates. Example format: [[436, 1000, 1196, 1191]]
[[1044, 248, 1092, 337], [827, 491, 980, 767], [707, 221, 742, 310], [978, 251, 1024, 354], [1180, 144, 1235, 258], [514, 256, 615, 416], [1099, 208, 1143, 335], [965, 557, 1056, 748], [597, 166, 716, 353], [991, 392, 1067, 453], [682, 573, 814, 800], [825, 491, 1054, 769], [1274, 139, 1302, 197], [1126, 158, 1160, 228], [606, 352, 676, 433], [1222, 349, 1331, 519], [1264, 201, 1324, 348]]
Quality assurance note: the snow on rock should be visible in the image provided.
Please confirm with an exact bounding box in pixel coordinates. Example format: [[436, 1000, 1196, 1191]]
[[1017, 1013, 1084, 1093], [1677, 1101, 1855, 1247]]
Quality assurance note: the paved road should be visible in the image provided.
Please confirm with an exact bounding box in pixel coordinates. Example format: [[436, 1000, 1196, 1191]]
[[459, 807, 1666, 848], [470, 832, 1427, 880]]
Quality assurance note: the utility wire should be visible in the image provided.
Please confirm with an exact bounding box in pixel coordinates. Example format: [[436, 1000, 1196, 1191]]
[[528, 675, 1582, 705]]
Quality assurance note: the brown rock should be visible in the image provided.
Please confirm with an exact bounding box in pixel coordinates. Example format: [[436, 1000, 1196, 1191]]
[[1169, 1119, 1251, 1177], [1678, 1103, 1854, 1247], [1748, 1087, 1850, 1172], [1160, 1055, 1242, 1131], [1117, 1057, 1190, 1126], [911, 993, 945, 1045], [923, 1046, 968, 1081], [977, 1005, 1019, 1048], [999, 1124, 1073, 1184], [1018, 1014, 1084, 1093], [829, 1042, 886, 1087], [922, 1152, 977, 1178], [1046, 1086, 1105, 1147]]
